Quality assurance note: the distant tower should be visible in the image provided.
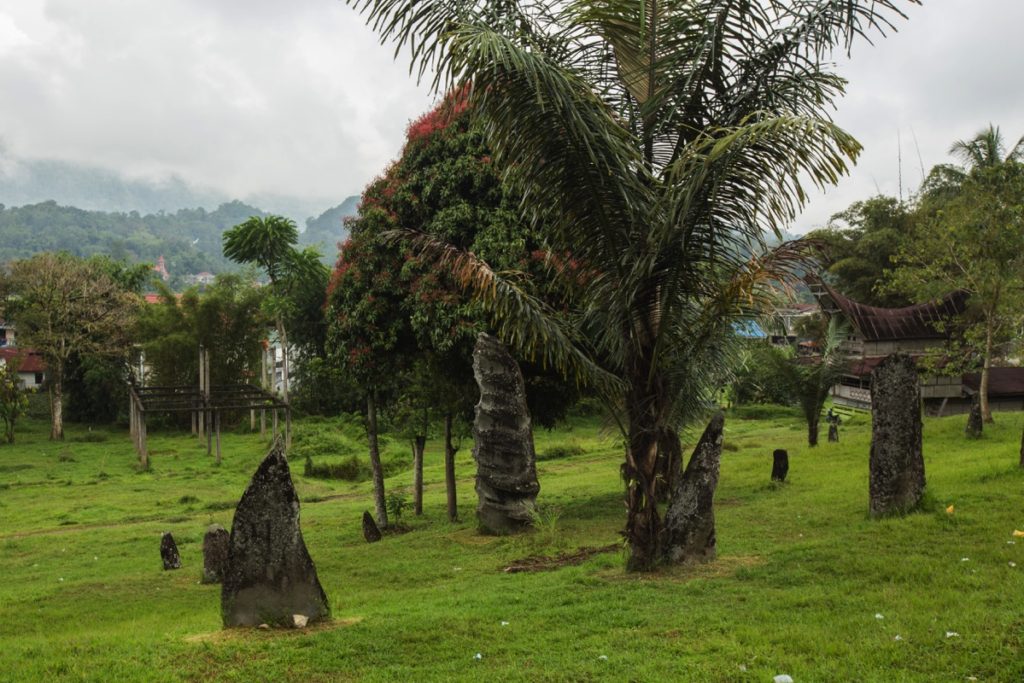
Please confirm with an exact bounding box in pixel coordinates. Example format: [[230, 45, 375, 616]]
[[153, 255, 170, 281]]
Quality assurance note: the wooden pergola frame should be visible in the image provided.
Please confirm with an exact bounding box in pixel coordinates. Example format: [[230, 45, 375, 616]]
[[128, 345, 289, 468]]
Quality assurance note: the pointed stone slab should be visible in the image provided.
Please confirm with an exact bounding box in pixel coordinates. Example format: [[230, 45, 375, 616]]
[[362, 511, 382, 543], [662, 413, 724, 564], [472, 333, 540, 534], [160, 532, 181, 570], [222, 439, 329, 627], [771, 449, 788, 482], [869, 353, 925, 517]]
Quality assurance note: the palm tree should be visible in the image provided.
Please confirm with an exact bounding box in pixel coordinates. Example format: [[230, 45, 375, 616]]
[[351, 0, 914, 571], [950, 124, 1024, 170]]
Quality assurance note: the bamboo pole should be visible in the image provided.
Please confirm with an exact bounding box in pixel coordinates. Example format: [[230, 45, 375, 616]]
[[272, 409, 278, 441]]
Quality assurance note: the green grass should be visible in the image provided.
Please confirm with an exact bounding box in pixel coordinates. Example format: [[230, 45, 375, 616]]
[[1, 410, 1023, 681]]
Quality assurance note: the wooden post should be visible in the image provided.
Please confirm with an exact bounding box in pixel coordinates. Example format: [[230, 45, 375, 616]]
[[285, 407, 291, 451], [250, 408, 256, 432], [191, 408, 197, 436], [272, 409, 278, 441], [139, 410, 148, 469], [260, 408, 266, 437], [198, 346, 206, 438], [129, 396, 136, 442], [215, 411, 222, 465]]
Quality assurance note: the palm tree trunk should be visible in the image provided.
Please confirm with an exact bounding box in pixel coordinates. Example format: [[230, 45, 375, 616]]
[[444, 412, 457, 522], [654, 426, 682, 503], [623, 344, 664, 571], [366, 392, 388, 528], [807, 414, 819, 447]]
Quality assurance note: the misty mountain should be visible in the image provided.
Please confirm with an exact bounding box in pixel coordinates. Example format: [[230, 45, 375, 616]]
[[0, 200, 266, 283], [0, 152, 340, 228], [301, 195, 359, 261]]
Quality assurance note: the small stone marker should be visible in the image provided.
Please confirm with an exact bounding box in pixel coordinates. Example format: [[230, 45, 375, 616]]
[[662, 412, 724, 563], [471, 333, 540, 534], [869, 353, 925, 517], [965, 393, 983, 438], [362, 511, 382, 543], [202, 524, 229, 584], [221, 439, 330, 628], [828, 423, 839, 442], [771, 449, 788, 482], [160, 532, 181, 570]]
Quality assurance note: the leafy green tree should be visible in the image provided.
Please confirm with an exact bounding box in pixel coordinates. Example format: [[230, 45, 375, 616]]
[[136, 275, 267, 391], [351, 0, 913, 570], [0, 253, 138, 440], [770, 319, 848, 447], [0, 358, 29, 443], [809, 196, 913, 307], [223, 215, 328, 404], [888, 131, 1024, 424]]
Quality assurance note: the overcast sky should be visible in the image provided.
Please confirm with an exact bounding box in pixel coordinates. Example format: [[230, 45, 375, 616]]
[[1, 0, 1022, 231]]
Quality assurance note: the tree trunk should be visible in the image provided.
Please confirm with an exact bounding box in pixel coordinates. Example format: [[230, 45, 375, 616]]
[[1019, 425, 1024, 468], [981, 322, 994, 423], [50, 375, 64, 441], [276, 316, 290, 403], [807, 414, 819, 447], [623, 354, 663, 571], [654, 427, 682, 503], [412, 435, 425, 516], [366, 392, 388, 528], [444, 412, 457, 522]]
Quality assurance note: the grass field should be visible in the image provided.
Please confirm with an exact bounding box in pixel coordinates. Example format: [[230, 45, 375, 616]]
[[1, 407, 1023, 682]]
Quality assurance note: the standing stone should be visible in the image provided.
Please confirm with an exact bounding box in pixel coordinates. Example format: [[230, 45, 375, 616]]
[[160, 532, 181, 570], [869, 354, 925, 517], [662, 413, 724, 564], [471, 333, 540, 534], [362, 511, 382, 543], [965, 393, 983, 439], [771, 449, 788, 482], [202, 524, 229, 584], [222, 439, 330, 628], [828, 423, 839, 442]]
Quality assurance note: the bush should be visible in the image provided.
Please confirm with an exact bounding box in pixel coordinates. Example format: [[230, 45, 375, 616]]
[[537, 443, 586, 461]]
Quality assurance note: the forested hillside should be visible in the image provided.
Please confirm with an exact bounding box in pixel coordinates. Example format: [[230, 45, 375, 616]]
[[0, 200, 265, 281]]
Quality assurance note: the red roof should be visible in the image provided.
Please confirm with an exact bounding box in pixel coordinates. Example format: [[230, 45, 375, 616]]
[[0, 348, 46, 373], [816, 280, 968, 342]]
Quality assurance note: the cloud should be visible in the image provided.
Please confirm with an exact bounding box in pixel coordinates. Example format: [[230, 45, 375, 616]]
[[0, 0, 1021, 227]]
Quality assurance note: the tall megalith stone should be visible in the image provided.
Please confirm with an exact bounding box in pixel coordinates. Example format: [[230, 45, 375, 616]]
[[965, 393, 983, 438], [160, 532, 181, 570], [662, 413, 724, 564], [869, 353, 925, 517], [222, 439, 329, 627], [471, 333, 539, 534]]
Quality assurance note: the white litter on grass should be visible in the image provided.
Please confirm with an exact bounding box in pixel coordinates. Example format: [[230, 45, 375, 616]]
[[960, 557, 969, 562], [875, 613, 884, 620], [946, 631, 960, 638], [894, 635, 903, 641], [598, 655, 608, 661], [473, 653, 482, 661], [93, 556, 98, 561], [500, 621, 509, 626], [773, 675, 794, 683], [1010, 562, 1018, 568], [58, 577, 63, 582], [738, 664, 747, 672], [453, 567, 463, 572]]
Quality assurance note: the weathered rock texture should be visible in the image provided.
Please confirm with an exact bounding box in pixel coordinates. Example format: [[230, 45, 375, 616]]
[[160, 532, 181, 570], [662, 413, 724, 564], [828, 423, 839, 443], [362, 511, 382, 543], [771, 449, 788, 482], [965, 394, 983, 439], [869, 354, 926, 517], [202, 524, 229, 584], [222, 440, 330, 628], [471, 333, 540, 534]]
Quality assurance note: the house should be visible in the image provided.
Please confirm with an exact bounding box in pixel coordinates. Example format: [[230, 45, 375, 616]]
[[808, 278, 1005, 415], [0, 348, 46, 389], [0, 321, 14, 348]]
